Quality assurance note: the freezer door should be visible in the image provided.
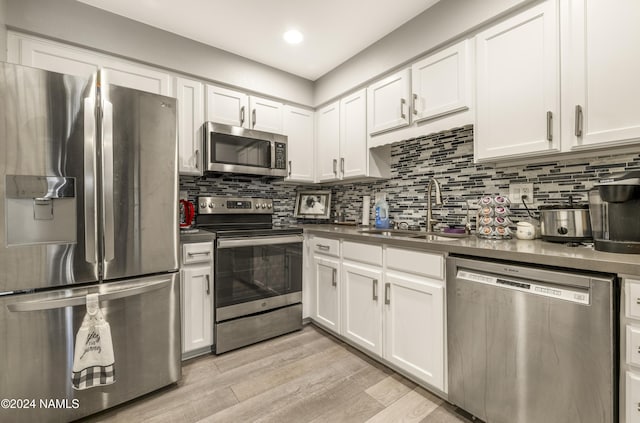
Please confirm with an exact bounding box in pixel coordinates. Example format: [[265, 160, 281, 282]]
[[100, 80, 179, 280], [0, 273, 181, 423], [0, 62, 99, 292]]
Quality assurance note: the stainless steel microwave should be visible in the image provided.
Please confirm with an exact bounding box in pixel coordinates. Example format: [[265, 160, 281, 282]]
[[204, 122, 288, 177]]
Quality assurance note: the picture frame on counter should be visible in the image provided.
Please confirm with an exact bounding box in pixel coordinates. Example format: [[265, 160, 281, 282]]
[[294, 190, 332, 219]]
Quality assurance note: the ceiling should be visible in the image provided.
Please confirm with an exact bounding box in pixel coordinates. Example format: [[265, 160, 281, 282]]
[[77, 0, 440, 81]]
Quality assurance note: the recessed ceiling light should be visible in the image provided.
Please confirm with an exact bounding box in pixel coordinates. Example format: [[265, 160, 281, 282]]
[[283, 30, 304, 44]]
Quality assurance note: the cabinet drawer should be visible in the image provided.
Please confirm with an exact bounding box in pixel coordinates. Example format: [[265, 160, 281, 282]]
[[386, 247, 444, 280], [312, 237, 340, 257], [182, 242, 213, 265], [627, 279, 640, 319], [627, 371, 640, 422], [343, 241, 382, 266], [628, 325, 640, 368]]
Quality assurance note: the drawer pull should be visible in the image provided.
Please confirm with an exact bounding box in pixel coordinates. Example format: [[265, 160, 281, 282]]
[[316, 244, 331, 251], [637, 402, 640, 412], [373, 279, 378, 301], [636, 298, 640, 305], [384, 283, 391, 305], [187, 251, 211, 257], [331, 268, 337, 287]]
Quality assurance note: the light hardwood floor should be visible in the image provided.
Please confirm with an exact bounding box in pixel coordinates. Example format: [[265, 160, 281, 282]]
[[82, 325, 473, 423]]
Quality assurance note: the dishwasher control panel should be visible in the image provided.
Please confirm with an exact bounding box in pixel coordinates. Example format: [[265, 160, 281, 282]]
[[457, 270, 590, 304]]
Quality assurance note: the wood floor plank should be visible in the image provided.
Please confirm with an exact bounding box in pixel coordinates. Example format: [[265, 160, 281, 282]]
[[79, 324, 472, 423], [365, 388, 442, 423], [365, 373, 416, 407]]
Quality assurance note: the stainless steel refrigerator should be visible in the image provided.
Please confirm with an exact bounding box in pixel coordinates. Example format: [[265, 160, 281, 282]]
[[0, 62, 181, 422]]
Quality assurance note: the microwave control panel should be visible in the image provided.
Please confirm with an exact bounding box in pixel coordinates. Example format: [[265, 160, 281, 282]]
[[274, 142, 287, 169]]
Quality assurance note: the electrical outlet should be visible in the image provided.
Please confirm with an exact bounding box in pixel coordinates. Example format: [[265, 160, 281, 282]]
[[508, 183, 534, 205]]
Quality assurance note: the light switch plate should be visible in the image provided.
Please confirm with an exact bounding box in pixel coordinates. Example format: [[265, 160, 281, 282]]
[[509, 183, 534, 205]]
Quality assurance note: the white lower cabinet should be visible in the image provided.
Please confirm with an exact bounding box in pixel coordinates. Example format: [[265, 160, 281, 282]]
[[313, 255, 341, 333], [180, 241, 214, 360], [308, 236, 446, 392], [342, 261, 383, 355], [627, 371, 640, 423], [384, 270, 445, 391]]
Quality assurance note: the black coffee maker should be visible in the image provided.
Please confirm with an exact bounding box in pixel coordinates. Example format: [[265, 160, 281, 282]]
[[589, 171, 640, 254]]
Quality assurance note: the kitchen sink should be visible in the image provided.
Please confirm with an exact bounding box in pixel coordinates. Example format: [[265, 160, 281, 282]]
[[356, 228, 419, 238]]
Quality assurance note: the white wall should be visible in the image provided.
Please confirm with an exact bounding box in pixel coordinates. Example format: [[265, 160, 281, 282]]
[[313, 0, 536, 106], [0, 0, 7, 61], [5, 0, 314, 106]]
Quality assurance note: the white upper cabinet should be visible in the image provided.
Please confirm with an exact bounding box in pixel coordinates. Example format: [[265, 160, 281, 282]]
[[411, 39, 471, 123], [249, 96, 284, 134], [283, 105, 315, 183], [367, 68, 412, 135], [7, 32, 171, 95], [205, 84, 249, 127], [175, 77, 205, 176], [475, 0, 560, 161], [316, 101, 341, 183], [205, 84, 283, 133], [562, 0, 640, 150], [340, 89, 368, 179]]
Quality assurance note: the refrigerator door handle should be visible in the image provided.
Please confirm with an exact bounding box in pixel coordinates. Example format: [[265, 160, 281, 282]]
[[84, 96, 98, 264], [102, 99, 115, 262], [7, 278, 170, 312]]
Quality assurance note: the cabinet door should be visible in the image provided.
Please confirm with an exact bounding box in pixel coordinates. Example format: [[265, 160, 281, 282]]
[[313, 255, 341, 333], [475, 0, 560, 161], [316, 101, 341, 182], [411, 40, 470, 123], [205, 84, 249, 127], [627, 371, 640, 423], [367, 68, 411, 135], [340, 89, 368, 179], [8, 33, 99, 77], [563, 0, 640, 149], [175, 77, 205, 176], [283, 105, 315, 183], [249, 96, 284, 134], [102, 59, 172, 95], [342, 261, 383, 356], [384, 271, 445, 391], [181, 265, 213, 354]]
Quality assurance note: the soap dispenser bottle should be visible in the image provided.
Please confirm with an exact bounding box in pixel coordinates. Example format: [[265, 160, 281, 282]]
[[374, 193, 390, 229]]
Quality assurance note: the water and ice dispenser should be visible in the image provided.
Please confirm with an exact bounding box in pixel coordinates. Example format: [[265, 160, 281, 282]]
[[5, 175, 76, 246], [589, 171, 640, 254]]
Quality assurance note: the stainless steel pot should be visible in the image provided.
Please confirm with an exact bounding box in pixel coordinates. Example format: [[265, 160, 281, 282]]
[[539, 203, 592, 242]]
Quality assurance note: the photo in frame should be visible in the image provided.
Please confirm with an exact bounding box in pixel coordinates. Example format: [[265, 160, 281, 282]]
[[293, 190, 332, 219]]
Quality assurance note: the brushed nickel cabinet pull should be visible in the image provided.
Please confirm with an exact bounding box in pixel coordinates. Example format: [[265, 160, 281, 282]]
[[252, 109, 256, 128], [412, 93, 418, 115], [333, 158, 337, 176], [240, 106, 246, 126], [195, 149, 199, 169], [332, 268, 337, 287], [546, 111, 553, 141], [205, 274, 210, 295], [373, 279, 378, 300], [575, 105, 583, 137], [288, 160, 292, 176], [316, 244, 330, 251], [400, 98, 406, 119], [636, 297, 640, 305], [384, 283, 391, 305], [340, 157, 345, 175]]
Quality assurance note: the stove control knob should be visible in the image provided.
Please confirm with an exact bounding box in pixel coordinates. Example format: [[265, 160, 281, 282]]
[[200, 202, 206, 209], [267, 204, 272, 209], [209, 203, 214, 208], [261, 203, 267, 209], [255, 204, 260, 209]]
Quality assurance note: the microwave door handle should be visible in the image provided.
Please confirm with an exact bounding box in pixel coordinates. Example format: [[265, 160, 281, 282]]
[[102, 99, 115, 262], [83, 95, 98, 264]]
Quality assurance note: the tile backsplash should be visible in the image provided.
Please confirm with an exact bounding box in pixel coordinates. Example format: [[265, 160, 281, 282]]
[[180, 124, 640, 229]]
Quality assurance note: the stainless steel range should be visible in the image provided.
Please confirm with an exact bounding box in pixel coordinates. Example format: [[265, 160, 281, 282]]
[[196, 196, 303, 353]]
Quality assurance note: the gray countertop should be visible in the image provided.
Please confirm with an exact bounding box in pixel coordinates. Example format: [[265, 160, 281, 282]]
[[303, 225, 640, 276]]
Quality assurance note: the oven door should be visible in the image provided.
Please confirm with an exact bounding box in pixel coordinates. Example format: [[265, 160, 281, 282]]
[[215, 234, 303, 321]]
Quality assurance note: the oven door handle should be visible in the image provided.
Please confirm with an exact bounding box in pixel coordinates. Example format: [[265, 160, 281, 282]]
[[217, 235, 303, 249]]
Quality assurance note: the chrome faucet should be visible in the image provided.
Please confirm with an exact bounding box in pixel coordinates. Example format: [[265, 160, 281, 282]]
[[426, 177, 443, 232]]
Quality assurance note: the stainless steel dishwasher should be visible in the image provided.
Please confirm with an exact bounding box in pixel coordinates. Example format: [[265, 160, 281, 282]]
[[447, 256, 617, 423]]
